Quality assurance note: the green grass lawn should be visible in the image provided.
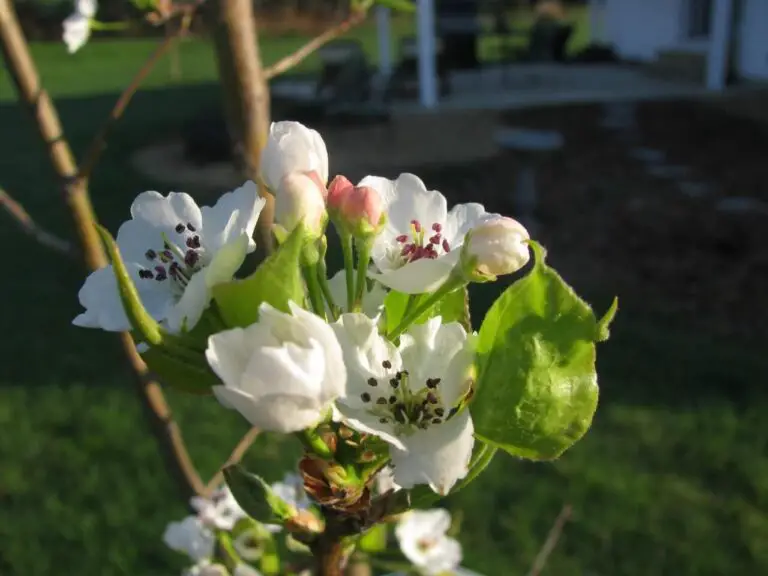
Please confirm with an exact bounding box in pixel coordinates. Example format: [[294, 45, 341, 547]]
[[2, 13, 768, 576]]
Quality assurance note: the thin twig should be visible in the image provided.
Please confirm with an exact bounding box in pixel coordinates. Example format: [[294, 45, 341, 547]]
[[203, 427, 261, 496], [77, 17, 192, 182], [263, 9, 368, 80], [526, 504, 573, 576], [0, 186, 75, 257]]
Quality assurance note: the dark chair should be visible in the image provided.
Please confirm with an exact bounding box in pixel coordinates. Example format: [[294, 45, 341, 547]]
[[435, 0, 483, 70], [385, 36, 450, 101]]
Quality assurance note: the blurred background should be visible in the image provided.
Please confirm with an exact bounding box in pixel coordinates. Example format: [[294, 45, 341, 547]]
[[1, 0, 768, 574]]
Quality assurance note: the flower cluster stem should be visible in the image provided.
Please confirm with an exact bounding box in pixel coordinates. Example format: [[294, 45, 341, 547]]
[[388, 273, 467, 339], [341, 232, 355, 312], [302, 263, 326, 320], [317, 256, 339, 321], [353, 238, 372, 312]]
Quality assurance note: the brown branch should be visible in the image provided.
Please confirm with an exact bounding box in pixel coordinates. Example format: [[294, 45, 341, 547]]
[[77, 25, 188, 183], [0, 185, 75, 257], [204, 426, 260, 496], [526, 504, 573, 576], [0, 0, 205, 503], [263, 9, 368, 81]]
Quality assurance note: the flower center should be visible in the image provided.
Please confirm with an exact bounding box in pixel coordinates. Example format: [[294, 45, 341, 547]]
[[395, 221, 451, 264], [417, 537, 438, 553], [136, 221, 206, 296], [359, 360, 459, 436]]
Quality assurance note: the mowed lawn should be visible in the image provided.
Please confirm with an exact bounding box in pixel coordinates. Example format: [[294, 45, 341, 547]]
[[2, 11, 768, 576]]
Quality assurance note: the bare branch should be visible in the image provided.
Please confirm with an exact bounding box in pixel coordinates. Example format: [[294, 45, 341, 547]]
[[263, 9, 368, 81], [526, 504, 573, 576], [203, 426, 260, 496], [77, 22, 191, 182], [0, 186, 75, 257], [0, 0, 206, 504]]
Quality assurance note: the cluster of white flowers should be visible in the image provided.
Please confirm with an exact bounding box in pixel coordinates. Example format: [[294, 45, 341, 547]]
[[394, 509, 464, 576], [62, 0, 96, 54], [73, 120, 530, 498]]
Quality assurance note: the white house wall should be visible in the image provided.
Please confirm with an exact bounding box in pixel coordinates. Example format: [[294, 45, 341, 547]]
[[603, 0, 686, 60], [736, 0, 768, 80]]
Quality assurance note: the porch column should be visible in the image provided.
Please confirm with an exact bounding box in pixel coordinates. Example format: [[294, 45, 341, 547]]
[[416, 0, 438, 108], [706, 0, 734, 90], [376, 5, 393, 75], [588, 0, 607, 43]]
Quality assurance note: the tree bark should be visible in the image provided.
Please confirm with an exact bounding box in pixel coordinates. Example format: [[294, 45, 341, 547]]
[[204, 0, 275, 256]]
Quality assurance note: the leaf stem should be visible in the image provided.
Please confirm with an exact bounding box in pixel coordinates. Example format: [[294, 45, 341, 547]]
[[388, 274, 466, 340], [317, 256, 339, 321]]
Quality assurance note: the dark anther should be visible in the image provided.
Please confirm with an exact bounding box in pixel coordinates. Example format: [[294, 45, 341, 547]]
[[145, 249, 157, 260], [367, 377, 378, 387], [138, 269, 154, 279], [376, 397, 388, 405], [389, 396, 397, 404], [382, 360, 392, 369], [184, 250, 199, 268], [432, 418, 443, 424], [426, 392, 438, 404], [360, 392, 371, 403], [379, 417, 389, 424], [434, 408, 445, 417], [175, 223, 185, 234], [394, 405, 407, 424], [186, 222, 196, 232], [389, 378, 399, 389], [162, 250, 174, 261], [185, 235, 201, 249], [432, 222, 442, 232], [447, 407, 458, 419], [163, 241, 171, 250], [426, 378, 441, 389]]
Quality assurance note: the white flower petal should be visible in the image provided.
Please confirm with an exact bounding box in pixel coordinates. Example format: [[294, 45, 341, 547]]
[[62, 14, 90, 54], [368, 250, 459, 294], [77, 0, 97, 18], [163, 516, 215, 562], [443, 203, 492, 246], [396, 508, 462, 576], [201, 181, 265, 253], [130, 191, 203, 235], [204, 233, 250, 288], [391, 409, 475, 495], [261, 122, 329, 192], [327, 269, 386, 316], [165, 270, 209, 333]]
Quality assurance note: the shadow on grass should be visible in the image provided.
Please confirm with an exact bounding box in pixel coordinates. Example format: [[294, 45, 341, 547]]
[[1, 86, 768, 576]]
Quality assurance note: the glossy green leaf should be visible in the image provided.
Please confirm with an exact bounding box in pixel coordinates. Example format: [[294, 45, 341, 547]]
[[384, 287, 469, 334], [224, 465, 295, 524], [358, 523, 388, 553], [471, 242, 615, 461], [213, 225, 306, 327]]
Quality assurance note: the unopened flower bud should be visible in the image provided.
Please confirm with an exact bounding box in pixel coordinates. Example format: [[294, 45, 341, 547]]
[[463, 217, 530, 281], [275, 172, 328, 237], [327, 174, 385, 238]]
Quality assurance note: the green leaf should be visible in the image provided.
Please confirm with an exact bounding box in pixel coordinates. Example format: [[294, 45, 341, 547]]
[[213, 225, 306, 327], [141, 346, 218, 395], [471, 241, 611, 461], [384, 287, 469, 334], [223, 465, 296, 524], [596, 296, 619, 342], [96, 225, 163, 346], [374, 0, 415, 12], [358, 523, 388, 553]]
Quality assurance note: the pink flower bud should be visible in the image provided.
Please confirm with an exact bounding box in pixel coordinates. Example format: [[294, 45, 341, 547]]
[[327, 175, 384, 238], [465, 217, 530, 279], [275, 172, 328, 236], [327, 175, 355, 212]]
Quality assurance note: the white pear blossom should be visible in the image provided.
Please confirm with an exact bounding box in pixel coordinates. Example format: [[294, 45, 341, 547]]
[[163, 516, 215, 563], [73, 182, 264, 334], [332, 314, 475, 494], [374, 465, 401, 495], [62, 0, 97, 54], [327, 269, 386, 317], [361, 173, 494, 294], [395, 509, 462, 576], [261, 122, 329, 235], [190, 485, 247, 531], [206, 301, 347, 433]]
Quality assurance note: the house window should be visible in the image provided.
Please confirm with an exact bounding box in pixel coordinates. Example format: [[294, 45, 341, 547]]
[[687, 0, 713, 38]]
